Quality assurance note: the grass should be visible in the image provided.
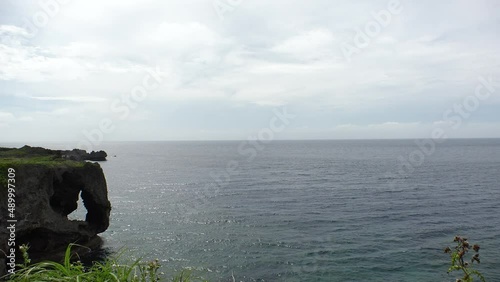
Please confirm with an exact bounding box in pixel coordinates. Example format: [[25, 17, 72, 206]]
[[0, 146, 85, 167], [4, 244, 208, 282], [0, 146, 86, 187]]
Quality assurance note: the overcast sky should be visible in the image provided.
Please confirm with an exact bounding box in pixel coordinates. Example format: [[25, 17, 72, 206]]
[[0, 0, 499, 143]]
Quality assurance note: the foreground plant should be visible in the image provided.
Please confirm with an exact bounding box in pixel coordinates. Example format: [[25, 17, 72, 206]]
[[444, 236, 485, 282], [5, 244, 205, 282]]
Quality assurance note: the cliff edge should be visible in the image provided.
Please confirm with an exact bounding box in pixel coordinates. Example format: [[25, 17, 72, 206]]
[[0, 146, 111, 275]]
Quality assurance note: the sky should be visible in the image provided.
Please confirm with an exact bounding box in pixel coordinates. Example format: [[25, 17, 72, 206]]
[[0, 0, 499, 144]]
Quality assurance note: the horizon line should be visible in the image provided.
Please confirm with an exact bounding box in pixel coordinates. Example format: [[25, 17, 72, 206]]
[[1, 137, 500, 145]]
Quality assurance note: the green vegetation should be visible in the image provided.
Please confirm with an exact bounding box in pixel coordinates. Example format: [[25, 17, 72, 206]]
[[0, 146, 85, 186], [445, 236, 486, 282], [4, 244, 207, 282], [0, 231, 490, 281], [0, 155, 84, 168], [0, 146, 84, 167]]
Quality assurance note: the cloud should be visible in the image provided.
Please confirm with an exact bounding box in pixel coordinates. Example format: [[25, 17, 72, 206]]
[[272, 29, 337, 61], [146, 22, 217, 48], [0, 111, 33, 127], [0, 27, 144, 82], [0, 25, 31, 40], [0, 0, 499, 141], [30, 96, 107, 102], [0, 111, 15, 127]]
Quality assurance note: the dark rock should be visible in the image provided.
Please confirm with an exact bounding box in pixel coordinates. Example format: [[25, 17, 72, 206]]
[[60, 148, 107, 161], [0, 147, 111, 275], [87, 151, 108, 162]]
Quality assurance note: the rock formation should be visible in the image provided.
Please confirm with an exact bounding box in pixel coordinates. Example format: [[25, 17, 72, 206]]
[[0, 146, 111, 275], [61, 149, 108, 162]]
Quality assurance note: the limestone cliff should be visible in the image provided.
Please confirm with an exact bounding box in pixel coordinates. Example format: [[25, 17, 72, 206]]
[[0, 146, 111, 274]]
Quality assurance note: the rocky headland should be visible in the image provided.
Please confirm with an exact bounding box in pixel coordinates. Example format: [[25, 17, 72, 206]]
[[0, 146, 111, 276]]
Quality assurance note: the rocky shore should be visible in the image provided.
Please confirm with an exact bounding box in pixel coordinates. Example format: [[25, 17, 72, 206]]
[[0, 146, 111, 276]]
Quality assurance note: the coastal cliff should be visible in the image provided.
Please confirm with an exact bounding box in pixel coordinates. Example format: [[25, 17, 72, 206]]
[[0, 146, 111, 275]]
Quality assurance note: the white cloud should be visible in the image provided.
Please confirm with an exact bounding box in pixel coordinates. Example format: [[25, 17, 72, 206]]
[[0, 23, 151, 82], [0, 25, 30, 39], [0, 1, 499, 141], [51, 42, 109, 59], [0, 111, 35, 126], [146, 22, 217, 48], [30, 96, 108, 102], [272, 29, 336, 60], [0, 111, 15, 124], [18, 116, 34, 122], [250, 100, 287, 107]]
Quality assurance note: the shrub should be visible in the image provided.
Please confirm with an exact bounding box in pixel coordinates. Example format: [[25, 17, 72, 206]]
[[444, 236, 486, 282]]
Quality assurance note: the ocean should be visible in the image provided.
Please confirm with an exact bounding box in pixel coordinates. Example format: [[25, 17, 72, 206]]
[[10, 139, 500, 281]]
